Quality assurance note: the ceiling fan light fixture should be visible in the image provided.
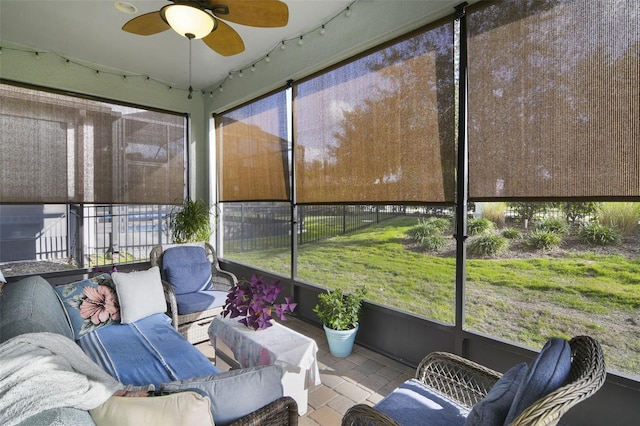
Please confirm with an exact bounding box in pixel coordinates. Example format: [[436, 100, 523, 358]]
[[161, 4, 215, 39]]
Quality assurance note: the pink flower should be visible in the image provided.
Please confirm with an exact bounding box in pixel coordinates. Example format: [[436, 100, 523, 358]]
[[79, 285, 120, 324]]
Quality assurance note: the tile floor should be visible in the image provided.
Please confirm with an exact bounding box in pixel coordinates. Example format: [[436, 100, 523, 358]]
[[195, 316, 415, 425]]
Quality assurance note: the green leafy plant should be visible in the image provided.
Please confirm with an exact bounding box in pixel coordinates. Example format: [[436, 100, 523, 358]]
[[579, 223, 620, 246], [313, 287, 367, 331], [534, 218, 569, 236], [419, 233, 447, 251], [168, 198, 212, 243], [525, 230, 562, 250], [501, 227, 521, 240], [468, 234, 508, 257], [468, 217, 495, 236]]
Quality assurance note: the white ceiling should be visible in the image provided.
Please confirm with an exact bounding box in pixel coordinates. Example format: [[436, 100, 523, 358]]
[[0, 0, 355, 90]]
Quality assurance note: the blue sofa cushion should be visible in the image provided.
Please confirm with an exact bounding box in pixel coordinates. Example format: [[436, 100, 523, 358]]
[[54, 274, 120, 340], [375, 378, 470, 426], [176, 290, 228, 314], [504, 338, 571, 424], [78, 313, 219, 388], [465, 363, 527, 426], [162, 246, 213, 295], [160, 365, 284, 426]]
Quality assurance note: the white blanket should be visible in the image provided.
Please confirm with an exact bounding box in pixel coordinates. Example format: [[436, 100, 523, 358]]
[[0, 332, 124, 426]]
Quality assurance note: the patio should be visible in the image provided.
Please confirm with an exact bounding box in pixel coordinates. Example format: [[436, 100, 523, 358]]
[[195, 316, 414, 425]]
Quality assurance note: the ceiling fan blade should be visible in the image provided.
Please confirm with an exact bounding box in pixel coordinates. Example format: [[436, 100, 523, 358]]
[[122, 11, 170, 35], [208, 0, 289, 27], [202, 19, 245, 56]]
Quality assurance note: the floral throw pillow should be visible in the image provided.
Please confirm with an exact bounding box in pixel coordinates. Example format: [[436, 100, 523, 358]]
[[55, 274, 120, 340]]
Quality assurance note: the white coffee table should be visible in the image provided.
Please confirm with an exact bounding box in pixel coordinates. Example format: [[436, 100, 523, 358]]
[[208, 316, 320, 415]]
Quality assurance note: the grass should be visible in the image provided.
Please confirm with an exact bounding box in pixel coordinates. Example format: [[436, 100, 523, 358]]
[[226, 216, 640, 377]]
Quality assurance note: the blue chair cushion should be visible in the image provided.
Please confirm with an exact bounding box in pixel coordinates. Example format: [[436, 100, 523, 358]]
[[176, 290, 228, 314], [375, 378, 470, 426], [162, 246, 212, 295], [464, 362, 528, 426], [504, 338, 572, 424]]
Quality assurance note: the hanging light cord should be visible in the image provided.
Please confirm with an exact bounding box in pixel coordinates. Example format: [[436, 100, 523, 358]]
[[187, 33, 194, 99]]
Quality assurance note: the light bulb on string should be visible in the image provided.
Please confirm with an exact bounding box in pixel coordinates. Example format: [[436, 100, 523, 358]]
[[320, 25, 326, 35]]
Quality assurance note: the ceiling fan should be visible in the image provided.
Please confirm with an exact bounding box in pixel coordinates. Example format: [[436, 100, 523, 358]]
[[122, 0, 289, 56]]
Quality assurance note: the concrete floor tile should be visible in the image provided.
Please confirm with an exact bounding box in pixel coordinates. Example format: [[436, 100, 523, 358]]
[[308, 406, 343, 426], [335, 380, 372, 404], [308, 385, 339, 409]]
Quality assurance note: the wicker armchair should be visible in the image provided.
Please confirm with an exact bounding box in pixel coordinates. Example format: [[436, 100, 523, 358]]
[[342, 336, 606, 426], [151, 242, 238, 343]]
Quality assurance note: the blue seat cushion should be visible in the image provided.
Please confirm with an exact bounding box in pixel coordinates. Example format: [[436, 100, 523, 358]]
[[162, 246, 212, 295], [78, 313, 220, 388], [504, 338, 571, 424], [375, 379, 470, 426], [464, 362, 527, 426], [176, 290, 228, 315]]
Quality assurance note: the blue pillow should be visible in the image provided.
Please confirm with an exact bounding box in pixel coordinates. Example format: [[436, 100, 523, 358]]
[[504, 338, 571, 424], [465, 363, 527, 426], [162, 246, 212, 295], [160, 365, 283, 426], [54, 274, 120, 340]]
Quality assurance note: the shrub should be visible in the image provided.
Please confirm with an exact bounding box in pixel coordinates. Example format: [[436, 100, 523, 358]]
[[525, 230, 562, 250], [579, 223, 620, 246], [563, 202, 599, 224], [501, 227, 521, 240], [409, 220, 440, 242], [423, 217, 452, 233], [480, 202, 507, 227], [597, 202, 640, 236], [419, 233, 447, 251], [468, 234, 508, 256], [468, 217, 495, 236], [534, 218, 569, 236]]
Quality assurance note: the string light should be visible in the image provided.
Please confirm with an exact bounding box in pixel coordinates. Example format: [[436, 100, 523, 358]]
[[213, 1, 356, 94], [1, 0, 358, 98]]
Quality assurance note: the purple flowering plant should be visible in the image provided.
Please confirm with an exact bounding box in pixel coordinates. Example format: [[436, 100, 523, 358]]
[[221, 274, 297, 330]]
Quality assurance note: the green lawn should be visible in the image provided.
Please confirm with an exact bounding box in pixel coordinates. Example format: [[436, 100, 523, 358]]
[[225, 216, 640, 377]]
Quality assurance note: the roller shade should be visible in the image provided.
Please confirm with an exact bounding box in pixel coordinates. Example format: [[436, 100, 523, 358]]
[[467, 0, 640, 200], [0, 83, 186, 204], [293, 19, 456, 204]]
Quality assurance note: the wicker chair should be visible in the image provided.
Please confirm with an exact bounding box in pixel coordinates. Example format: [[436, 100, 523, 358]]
[[229, 396, 298, 426], [342, 336, 606, 426], [150, 242, 238, 343]]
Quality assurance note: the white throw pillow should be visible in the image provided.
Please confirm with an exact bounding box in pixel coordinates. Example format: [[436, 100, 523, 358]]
[[112, 266, 166, 323]]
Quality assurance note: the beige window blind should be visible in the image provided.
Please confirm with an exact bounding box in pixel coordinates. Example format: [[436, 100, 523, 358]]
[[0, 83, 186, 204], [215, 90, 290, 202], [467, 0, 640, 200], [293, 18, 456, 204]]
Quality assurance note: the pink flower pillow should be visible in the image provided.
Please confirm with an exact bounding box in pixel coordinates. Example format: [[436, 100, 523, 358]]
[[55, 274, 120, 340]]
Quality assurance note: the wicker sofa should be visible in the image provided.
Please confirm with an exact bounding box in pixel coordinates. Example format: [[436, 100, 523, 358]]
[[342, 336, 606, 426], [0, 274, 298, 426]]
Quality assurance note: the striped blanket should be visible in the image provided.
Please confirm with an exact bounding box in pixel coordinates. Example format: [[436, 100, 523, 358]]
[[79, 313, 220, 388]]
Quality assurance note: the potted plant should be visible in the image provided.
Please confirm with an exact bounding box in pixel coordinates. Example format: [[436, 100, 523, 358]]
[[313, 286, 367, 357], [221, 275, 297, 330], [167, 198, 212, 243]]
